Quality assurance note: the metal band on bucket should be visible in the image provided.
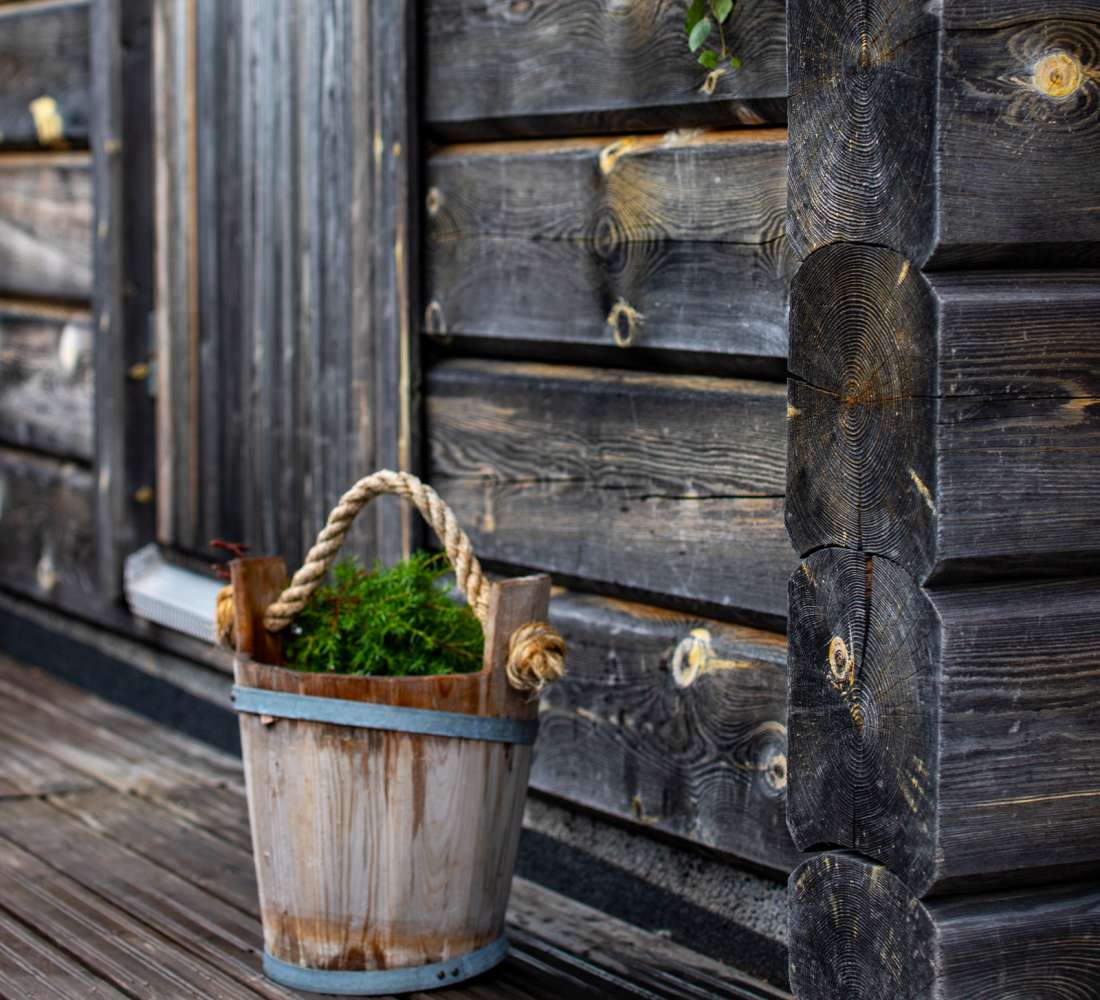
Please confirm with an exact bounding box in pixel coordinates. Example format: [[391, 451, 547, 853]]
[[262, 935, 509, 995], [231, 685, 539, 745]]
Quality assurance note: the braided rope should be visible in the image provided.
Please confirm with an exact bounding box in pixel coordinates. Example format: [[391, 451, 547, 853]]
[[263, 470, 490, 633]]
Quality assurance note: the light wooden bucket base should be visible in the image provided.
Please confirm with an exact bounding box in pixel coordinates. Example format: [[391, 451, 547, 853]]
[[262, 936, 509, 996]]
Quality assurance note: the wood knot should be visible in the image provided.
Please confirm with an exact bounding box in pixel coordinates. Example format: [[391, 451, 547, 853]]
[[764, 749, 787, 793], [1033, 51, 1084, 99], [606, 298, 643, 347], [425, 186, 442, 216], [424, 300, 447, 337], [827, 635, 854, 691], [672, 628, 710, 687], [506, 622, 566, 696]]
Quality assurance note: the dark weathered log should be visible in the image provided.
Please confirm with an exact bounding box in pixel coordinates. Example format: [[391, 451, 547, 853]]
[[0, 154, 93, 301], [533, 589, 799, 872], [789, 852, 1100, 1000], [0, 302, 92, 459], [426, 131, 792, 365], [427, 359, 793, 623], [0, 446, 98, 613], [0, 0, 91, 150], [788, 547, 1100, 897], [787, 0, 1100, 266], [787, 244, 1100, 584], [154, 0, 403, 563], [424, 0, 786, 139]]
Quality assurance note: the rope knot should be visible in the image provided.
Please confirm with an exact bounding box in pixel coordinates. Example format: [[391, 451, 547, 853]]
[[506, 622, 567, 696], [215, 585, 236, 649]]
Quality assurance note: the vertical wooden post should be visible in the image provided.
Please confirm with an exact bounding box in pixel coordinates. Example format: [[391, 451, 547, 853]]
[[92, 0, 156, 597]]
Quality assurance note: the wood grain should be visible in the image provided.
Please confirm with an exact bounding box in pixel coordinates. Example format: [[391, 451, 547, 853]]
[[0, 301, 92, 459], [424, 0, 787, 138], [789, 852, 1100, 1000], [787, 244, 1100, 583], [788, 547, 1100, 897], [426, 131, 793, 364], [0, 445, 98, 612], [533, 589, 798, 872], [787, 0, 1100, 266], [236, 576, 547, 972], [0, 153, 93, 300], [427, 358, 794, 623], [154, 0, 385, 564], [0, 0, 90, 149]]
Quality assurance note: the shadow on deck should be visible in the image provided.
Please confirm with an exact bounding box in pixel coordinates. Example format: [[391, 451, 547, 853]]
[[0, 653, 789, 999]]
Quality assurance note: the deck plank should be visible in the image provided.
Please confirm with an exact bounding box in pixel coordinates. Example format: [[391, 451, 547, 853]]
[[0, 905, 130, 1000]]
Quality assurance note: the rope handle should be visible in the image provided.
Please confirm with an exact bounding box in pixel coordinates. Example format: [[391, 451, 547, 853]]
[[217, 470, 565, 694], [264, 470, 489, 633]]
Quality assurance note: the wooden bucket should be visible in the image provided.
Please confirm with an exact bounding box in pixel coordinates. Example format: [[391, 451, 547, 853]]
[[227, 474, 554, 996]]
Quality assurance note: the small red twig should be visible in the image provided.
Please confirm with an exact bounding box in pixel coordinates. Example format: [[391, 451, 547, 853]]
[[210, 539, 249, 580]]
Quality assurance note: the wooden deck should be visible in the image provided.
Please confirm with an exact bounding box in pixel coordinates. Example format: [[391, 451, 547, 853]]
[[0, 653, 789, 1000]]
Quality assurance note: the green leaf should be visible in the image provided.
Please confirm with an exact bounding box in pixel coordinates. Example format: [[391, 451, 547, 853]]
[[728, 54, 743, 70], [713, 0, 733, 23], [698, 49, 719, 69], [688, 17, 712, 52], [685, 0, 705, 31]]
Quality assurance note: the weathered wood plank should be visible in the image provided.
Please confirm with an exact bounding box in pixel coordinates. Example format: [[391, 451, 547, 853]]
[[426, 131, 792, 364], [0, 0, 90, 150], [0, 810, 295, 1000], [0, 904, 130, 1000], [0, 153, 93, 300], [788, 548, 1100, 897], [424, 0, 787, 138], [427, 359, 793, 623], [154, 0, 400, 565], [534, 589, 798, 871], [787, 245, 1100, 583], [0, 446, 98, 611], [789, 852, 1100, 1000], [0, 301, 92, 459], [787, 1, 1100, 266]]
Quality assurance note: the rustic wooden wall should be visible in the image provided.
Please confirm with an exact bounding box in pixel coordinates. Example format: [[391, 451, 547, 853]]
[[0, 0, 153, 615], [421, 4, 799, 882]]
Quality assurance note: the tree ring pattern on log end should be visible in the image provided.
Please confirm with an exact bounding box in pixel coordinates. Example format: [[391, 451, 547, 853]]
[[787, 548, 940, 889], [786, 0, 938, 259], [788, 853, 935, 1000], [787, 243, 937, 580]]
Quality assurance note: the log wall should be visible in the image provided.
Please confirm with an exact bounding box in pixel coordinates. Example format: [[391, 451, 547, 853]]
[[421, 1, 802, 890], [786, 0, 1100, 994], [0, 0, 152, 614]]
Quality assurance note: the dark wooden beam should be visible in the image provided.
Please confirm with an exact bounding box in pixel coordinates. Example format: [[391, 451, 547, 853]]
[[424, 0, 787, 139], [787, 0, 1100, 266], [0, 445, 98, 613], [427, 358, 793, 623], [535, 589, 799, 873], [426, 131, 792, 366], [0, 300, 93, 460], [788, 547, 1100, 897], [787, 244, 1100, 584], [0, 0, 91, 150], [789, 852, 1100, 1000], [0, 154, 92, 301]]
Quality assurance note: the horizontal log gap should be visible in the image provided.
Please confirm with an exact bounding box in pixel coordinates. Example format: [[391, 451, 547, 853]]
[[0, 151, 91, 168], [0, 296, 90, 322]]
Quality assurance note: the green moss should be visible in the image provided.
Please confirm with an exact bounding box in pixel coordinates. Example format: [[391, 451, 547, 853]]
[[284, 552, 484, 677]]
